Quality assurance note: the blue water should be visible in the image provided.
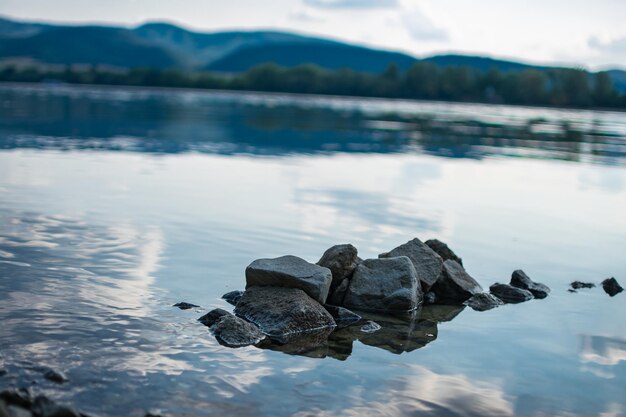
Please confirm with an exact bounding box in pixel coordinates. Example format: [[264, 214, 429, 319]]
[[0, 83, 625, 417]]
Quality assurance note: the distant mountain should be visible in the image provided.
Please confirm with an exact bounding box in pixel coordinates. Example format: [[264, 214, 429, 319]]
[[0, 15, 624, 91]]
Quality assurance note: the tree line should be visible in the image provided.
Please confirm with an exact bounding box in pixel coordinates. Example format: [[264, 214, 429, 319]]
[[1, 62, 624, 109]]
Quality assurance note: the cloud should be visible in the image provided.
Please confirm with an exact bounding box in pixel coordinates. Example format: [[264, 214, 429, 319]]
[[290, 9, 325, 22], [402, 7, 449, 42], [303, 0, 398, 9], [587, 35, 626, 67]]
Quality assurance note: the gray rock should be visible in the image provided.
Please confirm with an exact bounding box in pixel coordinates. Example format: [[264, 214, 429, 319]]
[[32, 396, 80, 417], [317, 244, 359, 291], [246, 255, 332, 304], [222, 290, 244, 306], [43, 369, 68, 384], [323, 305, 361, 328], [0, 400, 8, 417], [571, 281, 595, 289], [379, 238, 443, 291], [172, 302, 199, 310], [343, 257, 421, 313], [6, 405, 32, 417], [602, 277, 623, 297], [425, 239, 463, 266], [0, 389, 32, 409], [490, 283, 533, 303], [210, 314, 266, 348], [360, 321, 382, 334], [198, 308, 231, 327], [424, 292, 437, 305], [326, 277, 350, 306], [234, 286, 336, 342], [510, 270, 550, 299], [465, 293, 504, 311], [430, 260, 483, 303]]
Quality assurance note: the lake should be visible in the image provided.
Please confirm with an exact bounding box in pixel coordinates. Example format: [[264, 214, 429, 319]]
[[0, 83, 625, 417]]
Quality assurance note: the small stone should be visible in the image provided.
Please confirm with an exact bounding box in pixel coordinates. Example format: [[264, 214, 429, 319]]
[[570, 281, 595, 289], [430, 260, 483, 303], [222, 291, 244, 306], [0, 369, 6, 377], [424, 292, 437, 305], [198, 308, 231, 327], [173, 302, 199, 310], [360, 321, 382, 334], [379, 238, 443, 291], [568, 289, 577, 293], [602, 277, 623, 297], [425, 239, 463, 266], [324, 305, 361, 328], [490, 283, 533, 304], [510, 270, 550, 299], [210, 314, 266, 348], [317, 244, 359, 291], [465, 293, 504, 311], [43, 369, 68, 384]]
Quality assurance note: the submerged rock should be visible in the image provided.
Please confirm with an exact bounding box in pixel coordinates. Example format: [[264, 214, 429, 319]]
[[173, 302, 199, 310], [465, 293, 504, 311], [326, 277, 349, 306], [245, 255, 332, 304], [323, 305, 361, 328], [430, 260, 482, 303], [360, 321, 382, 334], [570, 281, 595, 289], [234, 287, 335, 342], [490, 283, 533, 304], [510, 270, 550, 299], [343, 257, 421, 313], [222, 290, 244, 306], [379, 238, 443, 291], [198, 308, 231, 327], [210, 314, 266, 348], [317, 244, 359, 291], [32, 395, 81, 417], [43, 369, 68, 384], [425, 239, 463, 266], [602, 277, 623, 297]]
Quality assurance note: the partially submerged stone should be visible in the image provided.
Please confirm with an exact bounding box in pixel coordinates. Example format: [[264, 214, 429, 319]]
[[324, 305, 361, 328], [210, 314, 266, 348], [198, 308, 231, 327], [173, 302, 199, 310], [43, 368, 68, 384], [343, 257, 421, 313], [510, 270, 550, 299], [429, 260, 482, 303], [465, 293, 504, 311], [246, 255, 332, 304], [379, 238, 443, 291], [317, 244, 359, 291], [602, 277, 623, 297], [490, 283, 533, 304], [425, 239, 463, 266], [222, 290, 244, 306], [570, 281, 595, 289], [234, 287, 336, 342]]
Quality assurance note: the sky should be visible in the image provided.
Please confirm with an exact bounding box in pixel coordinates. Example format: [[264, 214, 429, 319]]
[[1, 0, 625, 70]]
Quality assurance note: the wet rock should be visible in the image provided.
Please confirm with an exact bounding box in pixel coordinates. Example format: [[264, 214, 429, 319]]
[[510, 270, 550, 299], [424, 292, 437, 305], [425, 239, 463, 266], [360, 321, 382, 334], [198, 308, 231, 327], [0, 400, 8, 417], [317, 244, 359, 291], [602, 277, 623, 297], [570, 281, 595, 290], [490, 283, 533, 304], [568, 288, 577, 293], [323, 305, 361, 328], [343, 257, 421, 313], [172, 302, 199, 310], [465, 293, 504, 311], [0, 389, 32, 409], [43, 369, 68, 384], [234, 286, 335, 342], [6, 405, 31, 417], [32, 396, 80, 417], [430, 260, 482, 303], [221, 290, 244, 306], [379, 238, 443, 291], [210, 314, 266, 348], [326, 278, 349, 306], [0, 368, 6, 377], [245, 255, 332, 304]]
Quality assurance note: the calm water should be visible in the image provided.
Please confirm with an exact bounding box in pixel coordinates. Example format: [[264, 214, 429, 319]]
[[0, 83, 625, 417]]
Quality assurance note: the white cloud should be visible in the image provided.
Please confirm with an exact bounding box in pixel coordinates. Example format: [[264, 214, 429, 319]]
[[303, 0, 398, 9], [401, 7, 448, 42]]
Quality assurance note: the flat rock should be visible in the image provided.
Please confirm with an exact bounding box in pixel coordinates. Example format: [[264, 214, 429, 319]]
[[510, 270, 550, 299], [465, 293, 504, 311], [222, 290, 244, 306], [430, 260, 482, 303], [379, 238, 443, 291], [343, 257, 421, 313], [198, 308, 231, 327], [317, 244, 359, 291], [490, 283, 533, 303], [210, 314, 266, 348], [571, 281, 595, 289], [425, 239, 463, 266], [234, 286, 336, 342], [173, 302, 199, 310], [246, 255, 332, 304], [326, 277, 349, 306], [602, 277, 623, 297], [323, 305, 361, 328]]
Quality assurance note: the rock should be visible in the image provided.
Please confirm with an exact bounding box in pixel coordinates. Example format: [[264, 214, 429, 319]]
[[424, 292, 437, 305], [490, 283, 533, 304], [602, 277, 623, 297], [0, 400, 8, 417], [510, 270, 550, 299], [317, 244, 359, 291], [0, 369, 6, 377], [571, 281, 595, 289], [425, 239, 463, 266], [379, 238, 443, 291], [210, 314, 266, 348], [568, 289, 577, 293], [343, 257, 421, 313], [32, 396, 80, 417], [245, 255, 332, 304], [360, 321, 382, 334], [465, 293, 504, 311], [326, 278, 349, 306], [43, 369, 68, 384], [429, 260, 482, 303], [6, 405, 31, 417], [323, 305, 361, 328], [234, 287, 336, 342], [172, 302, 199, 310], [0, 389, 32, 409], [198, 308, 231, 327], [221, 290, 244, 306]]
